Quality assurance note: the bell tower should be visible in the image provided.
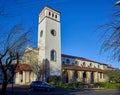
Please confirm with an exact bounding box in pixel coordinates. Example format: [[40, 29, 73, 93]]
[[38, 6, 61, 79]]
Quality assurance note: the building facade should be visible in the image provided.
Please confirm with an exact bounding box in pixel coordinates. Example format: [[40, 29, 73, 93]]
[[0, 6, 112, 84], [61, 54, 111, 84], [38, 6, 61, 78]]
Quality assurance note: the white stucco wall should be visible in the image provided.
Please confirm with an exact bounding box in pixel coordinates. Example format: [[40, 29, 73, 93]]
[[38, 6, 61, 76], [62, 56, 108, 70]]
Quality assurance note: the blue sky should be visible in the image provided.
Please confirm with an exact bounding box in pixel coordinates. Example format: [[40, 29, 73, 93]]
[[1, 0, 120, 68]]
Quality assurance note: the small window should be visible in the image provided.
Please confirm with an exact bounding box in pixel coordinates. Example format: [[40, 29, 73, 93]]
[[51, 29, 56, 36], [49, 12, 51, 16], [52, 13, 54, 17], [40, 30, 43, 37], [75, 61, 79, 66], [98, 64, 100, 68], [100, 72, 102, 79], [55, 15, 57, 18], [94, 66, 96, 68], [51, 50, 56, 61], [90, 63, 92, 67], [62, 61, 65, 65], [66, 59, 70, 64], [83, 62, 86, 67]]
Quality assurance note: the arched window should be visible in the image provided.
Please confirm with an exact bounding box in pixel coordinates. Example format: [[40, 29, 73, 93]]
[[50, 50, 56, 61], [66, 59, 70, 64], [83, 62, 86, 67], [62, 61, 65, 65], [49, 12, 51, 16], [40, 30, 43, 37], [98, 64, 100, 68], [90, 63, 92, 67], [75, 61, 79, 66], [52, 13, 54, 17], [55, 15, 57, 18]]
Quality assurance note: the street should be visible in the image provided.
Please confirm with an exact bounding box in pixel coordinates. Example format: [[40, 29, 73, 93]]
[[0, 85, 120, 95]]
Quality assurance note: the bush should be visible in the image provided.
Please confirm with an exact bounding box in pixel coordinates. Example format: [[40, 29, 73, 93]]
[[61, 83, 76, 89], [60, 82, 86, 89], [93, 82, 120, 89], [47, 76, 61, 86]]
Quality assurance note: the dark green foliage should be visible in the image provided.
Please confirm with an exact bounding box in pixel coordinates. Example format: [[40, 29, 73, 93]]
[[94, 82, 120, 89], [47, 76, 61, 86], [75, 82, 85, 87], [61, 83, 76, 89], [106, 68, 120, 83], [60, 82, 85, 89], [57, 82, 120, 90]]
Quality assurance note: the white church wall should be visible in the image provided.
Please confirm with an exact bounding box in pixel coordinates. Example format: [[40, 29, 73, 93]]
[[38, 6, 61, 77], [62, 57, 75, 65]]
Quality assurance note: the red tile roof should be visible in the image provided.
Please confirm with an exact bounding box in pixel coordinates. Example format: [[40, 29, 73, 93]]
[[62, 54, 107, 66], [62, 65, 105, 72], [16, 64, 31, 72]]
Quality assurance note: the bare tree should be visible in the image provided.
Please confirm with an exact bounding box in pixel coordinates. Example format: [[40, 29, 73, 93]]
[[99, 8, 120, 62], [22, 47, 47, 81], [30, 59, 46, 81], [0, 23, 30, 95]]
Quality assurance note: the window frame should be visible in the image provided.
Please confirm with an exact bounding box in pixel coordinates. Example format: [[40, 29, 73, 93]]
[[50, 50, 56, 61]]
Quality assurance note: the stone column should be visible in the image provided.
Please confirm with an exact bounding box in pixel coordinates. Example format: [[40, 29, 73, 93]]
[[67, 70, 70, 83], [17, 72, 20, 84], [94, 72, 98, 83], [23, 71, 26, 84], [77, 71, 83, 82], [68, 70, 74, 83], [86, 72, 91, 84], [15, 72, 19, 84], [26, 71, 29, 83]]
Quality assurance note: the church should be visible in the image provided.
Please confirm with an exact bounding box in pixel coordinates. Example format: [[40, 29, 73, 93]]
[[13, 6, 112, 84]]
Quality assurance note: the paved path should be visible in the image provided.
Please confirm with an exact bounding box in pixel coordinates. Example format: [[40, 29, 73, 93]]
[[5, 88, 120, 95], [0, 85, 120, 95], [69, 89, 120, 95]]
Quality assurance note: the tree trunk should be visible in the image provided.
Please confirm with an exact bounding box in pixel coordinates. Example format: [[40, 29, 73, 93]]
[[1, 80, 8, 95]]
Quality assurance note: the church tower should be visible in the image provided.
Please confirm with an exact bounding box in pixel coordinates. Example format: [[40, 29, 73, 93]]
[[38, 6, 61, 79]]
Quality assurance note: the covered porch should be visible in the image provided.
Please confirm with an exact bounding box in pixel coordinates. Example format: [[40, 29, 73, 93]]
[[62, 65, 108, 84]]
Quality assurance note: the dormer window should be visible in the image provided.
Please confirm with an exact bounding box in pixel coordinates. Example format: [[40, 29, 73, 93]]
[[62, 61, 65, 65], [83, 62, 86, 67], [52, 13, 54, 17], [98, 65, 100, 68], [90, 63, 92, 67], [55, 15, 57, 18], [75, 61, 79, 66], [66, 59, 70, 64], [49, 12, 51, 16]]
